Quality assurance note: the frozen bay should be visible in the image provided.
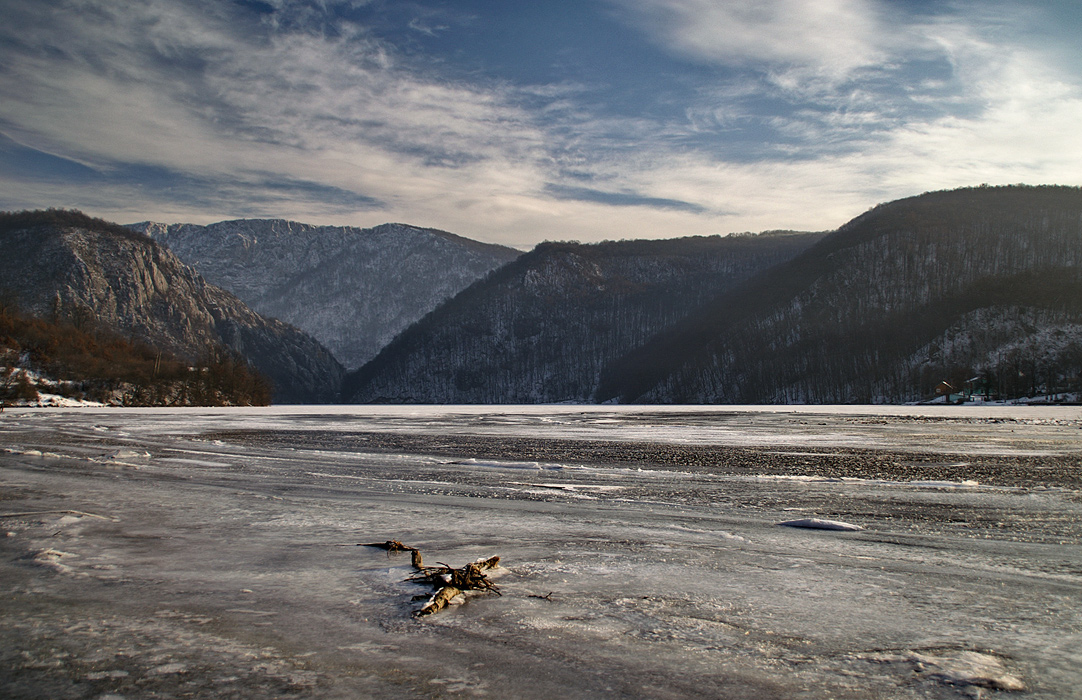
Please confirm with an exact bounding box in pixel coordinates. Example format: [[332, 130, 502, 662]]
[[2, 405, 1081, 699]]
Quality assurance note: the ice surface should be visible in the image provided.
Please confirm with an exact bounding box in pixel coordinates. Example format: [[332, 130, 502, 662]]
[[1, 405, 1080, 699]]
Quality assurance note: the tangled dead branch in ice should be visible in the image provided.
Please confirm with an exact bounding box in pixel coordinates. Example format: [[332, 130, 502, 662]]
[[361, 540, 501, 617]]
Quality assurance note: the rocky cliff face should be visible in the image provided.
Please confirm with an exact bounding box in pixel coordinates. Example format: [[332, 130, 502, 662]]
[[133, 219, 521, 369], [344, 231, 825, 403], [0, 211, 343, 403]]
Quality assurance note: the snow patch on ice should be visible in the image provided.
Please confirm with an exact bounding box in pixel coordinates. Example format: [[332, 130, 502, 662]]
[[755, 473, 989, 491], [753, 474, 844, 483], [30, 548, 77, 573], [4, 447, 48, 458], [86, 670, 130, 680], [106, 448, 150, 460], [7, 391, 107, 408], [156, 457, 232, 468], [777, 518, 864, 531], [665, 524, 747, 541], [306, 471, 370, 481], [448, 458, 570, 471], [867, 650, 1025, 691], [512, 482, 624, 493], [90, 448, 152, 467]]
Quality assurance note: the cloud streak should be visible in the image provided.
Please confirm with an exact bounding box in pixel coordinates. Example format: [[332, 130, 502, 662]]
[[0, 0, 1079, 245], [545, 184, 711, 215], [610, 0, 887, 78]]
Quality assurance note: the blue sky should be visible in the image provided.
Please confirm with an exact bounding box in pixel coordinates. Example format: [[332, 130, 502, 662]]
[[1, 0, 1080, 246]]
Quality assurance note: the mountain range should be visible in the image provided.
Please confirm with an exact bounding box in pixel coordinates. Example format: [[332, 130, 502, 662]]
[[346, 185, 1082, 405], [5, 184, 1079, 406], [0, 210, 342, 403], [343, 231, 826, 403], [131, 220, 521, 370]]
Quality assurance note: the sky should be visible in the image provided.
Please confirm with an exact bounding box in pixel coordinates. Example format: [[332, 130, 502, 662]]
[[1, 0, 1081, 248]]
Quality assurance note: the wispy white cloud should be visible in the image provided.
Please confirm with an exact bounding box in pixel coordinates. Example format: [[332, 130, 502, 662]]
[[0, 0, 559, 239], [0, 0, 1079, 246], [608, 0, 889, 79], [602, 1, 1082, 185]]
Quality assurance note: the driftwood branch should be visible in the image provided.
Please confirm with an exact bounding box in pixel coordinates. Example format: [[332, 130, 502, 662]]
[[360, 540, 425, 569], [362, 541, 501, 617], [360, 539, 413, 553], [411, 556, 501, 617]]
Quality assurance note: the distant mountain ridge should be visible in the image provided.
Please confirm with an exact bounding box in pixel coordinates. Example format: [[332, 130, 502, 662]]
[[7, 186, 1076, 407], [344, 231, 826, 403], [597, 185, 1082, 404], [132, 219, 521, 369], [1, 210, 343, 403]]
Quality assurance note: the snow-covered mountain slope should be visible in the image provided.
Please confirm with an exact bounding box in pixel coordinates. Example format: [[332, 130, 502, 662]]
[[132, 219, 521, 369]]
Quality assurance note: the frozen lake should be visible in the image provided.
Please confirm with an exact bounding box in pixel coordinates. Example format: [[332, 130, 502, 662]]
[[2, 405, 1081, 699]]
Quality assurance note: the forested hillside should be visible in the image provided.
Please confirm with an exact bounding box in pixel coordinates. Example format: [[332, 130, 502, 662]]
[[0, 301, 270, 406], [345, 232, 825, 403], [0, 209, 343, 403], [597, 185, 1082, 404]]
